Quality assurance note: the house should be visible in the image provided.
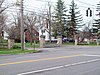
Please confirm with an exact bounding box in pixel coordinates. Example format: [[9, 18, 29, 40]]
[[0, 31, 4, 38], [25, 27, 39, 42], [25, 18, 51, 42], [39, 18, 50, 42], [0, 30, 8, 40]]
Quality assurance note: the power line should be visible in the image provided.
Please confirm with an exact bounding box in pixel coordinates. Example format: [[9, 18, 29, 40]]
[[2, 1, 97, 13], [65, 3, 96, 9], [34, 0, 56, 3], [75, 0, 96, 7], [4, 5, 48, 13]]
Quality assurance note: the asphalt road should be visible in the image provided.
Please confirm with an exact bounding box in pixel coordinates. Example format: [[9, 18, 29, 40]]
[[0, 46, 100, 75]]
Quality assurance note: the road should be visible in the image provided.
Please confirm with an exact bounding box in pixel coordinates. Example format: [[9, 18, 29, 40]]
[[0, 46, 100, 75]]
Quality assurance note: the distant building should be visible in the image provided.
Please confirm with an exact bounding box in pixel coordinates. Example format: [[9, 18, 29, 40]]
[[0, 31, 4, 38], [39, 18, 50, 42], [26, 28, 39, 42]]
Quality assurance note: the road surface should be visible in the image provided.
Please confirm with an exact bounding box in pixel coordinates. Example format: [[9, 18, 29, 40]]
[[0, 46, 100, 75]]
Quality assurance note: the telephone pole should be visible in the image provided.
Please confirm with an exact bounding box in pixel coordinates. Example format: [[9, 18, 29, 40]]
[[48, 2, 51, 43], [20, 0, 24, 50]]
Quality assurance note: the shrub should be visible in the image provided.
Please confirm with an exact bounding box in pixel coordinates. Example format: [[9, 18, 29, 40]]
[[13, 45, 21, 49]]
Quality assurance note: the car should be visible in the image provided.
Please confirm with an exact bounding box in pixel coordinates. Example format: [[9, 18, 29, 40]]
[[63, 38, 74, 42], [51, 39, 57, 42]]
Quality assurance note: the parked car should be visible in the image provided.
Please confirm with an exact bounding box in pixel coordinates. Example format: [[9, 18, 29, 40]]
[[51, 39, 57, 42], [63, 38, 74, 42]]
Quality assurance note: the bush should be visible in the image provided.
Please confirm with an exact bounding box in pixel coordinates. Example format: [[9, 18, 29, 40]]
[[13, 45, 21, 49]]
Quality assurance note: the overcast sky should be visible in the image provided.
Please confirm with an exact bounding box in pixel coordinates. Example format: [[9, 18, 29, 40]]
[[6, 0, 100, 28]]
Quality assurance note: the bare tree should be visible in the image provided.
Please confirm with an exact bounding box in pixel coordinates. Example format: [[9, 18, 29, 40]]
[[5, 13, 21, 42], [0, 0, 15, 42], [0, 0, 7, 14], [24, 14, 38, 45], [79, 21, 92, 44], [0, 0, 14, 14], [0, 12, 7, 42]]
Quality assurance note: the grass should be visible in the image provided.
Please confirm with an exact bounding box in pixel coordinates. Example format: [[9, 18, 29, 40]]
[[0, 48, 40, 55], [63, 42, 100, 46], [14, 42, 40, 48], [63, 42, 74, 45], [0, 42, 99, 55], [0, 42, 40, 55]]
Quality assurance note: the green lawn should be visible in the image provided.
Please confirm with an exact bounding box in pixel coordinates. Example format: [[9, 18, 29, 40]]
[[0, 48, 40, 54], [0, 42, 40, 55], [0, 42, 99, 55], [63, 42, 74, 45], [63, 42, 99, 46], [14, 42, 40, 48]]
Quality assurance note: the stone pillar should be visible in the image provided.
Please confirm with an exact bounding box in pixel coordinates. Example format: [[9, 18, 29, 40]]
[[8, 38, 14, 49], [96, 35, 100, 45], [40, 35, 45, 48], [57, 36, 62, 46], [87, 39, 90, 44], [96, 39, 100, 45], [75, 39, 78, 46], [74, 34, 78, 46]]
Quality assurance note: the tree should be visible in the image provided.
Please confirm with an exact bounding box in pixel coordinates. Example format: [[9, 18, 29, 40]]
[[68, 0, 85, 38], [6, 25, 18, 38], [0, 0, 7, 14], [0, 0, 14, 14], [5, 13, 21, 42], [94, 2, 100, 34], [24, 13, 38, 45], [65, 15, 71, 38], [6, 13, 38, 43], [52, 0, 67, 37], [92, 19, 100, 34], [0, 12, 7, 42], [82, 26, 92, 44], [0, 0, 14, 42], [93, 2, 100, 45]]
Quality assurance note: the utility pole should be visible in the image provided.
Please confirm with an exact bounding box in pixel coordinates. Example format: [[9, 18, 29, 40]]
[[48, 2, 52, 43], [20, 0, 24, 50]]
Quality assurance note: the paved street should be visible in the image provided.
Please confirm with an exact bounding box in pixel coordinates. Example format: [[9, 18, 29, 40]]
[[0, 46, 100, 75]]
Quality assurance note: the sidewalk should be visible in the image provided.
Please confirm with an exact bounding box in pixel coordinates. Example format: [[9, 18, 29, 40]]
[[26, 45, 100, 52], [26, 46, 63, 52]]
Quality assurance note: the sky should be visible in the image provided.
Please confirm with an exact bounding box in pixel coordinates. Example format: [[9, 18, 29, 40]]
[[5, 0, 100, 28]]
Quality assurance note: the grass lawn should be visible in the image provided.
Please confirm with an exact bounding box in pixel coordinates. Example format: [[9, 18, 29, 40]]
[[0, 48, 40, 55], [0, 42, 99, 55], [0, 42, 40, 55], [63, 42, 74, 46], [63, 42, 100, 46], [14, 42, 40, 48]]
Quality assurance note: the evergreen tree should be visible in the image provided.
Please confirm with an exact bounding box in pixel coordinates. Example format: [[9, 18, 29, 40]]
[[93, 19, 100, 34], [52, 0, 67, 37], [68, 0, 84, 38], [94, 2, 100, 34]]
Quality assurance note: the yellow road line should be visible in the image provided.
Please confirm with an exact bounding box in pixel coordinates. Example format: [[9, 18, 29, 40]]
[[0, 54, 81, 66]]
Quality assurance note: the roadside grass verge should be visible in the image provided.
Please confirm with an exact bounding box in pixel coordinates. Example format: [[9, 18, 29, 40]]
[[0, 42, 40, 55], [0, 48, 40, 55], [63, 42, 99, 46], [14, 43, 40, 48], [63, 42, 74, 46]]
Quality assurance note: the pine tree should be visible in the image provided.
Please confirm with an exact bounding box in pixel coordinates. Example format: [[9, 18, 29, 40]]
[[94, 2, 100, 34], [93, 19, 100, 34], [52, 0, 67, 37], [68, 0, 84, 38]]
